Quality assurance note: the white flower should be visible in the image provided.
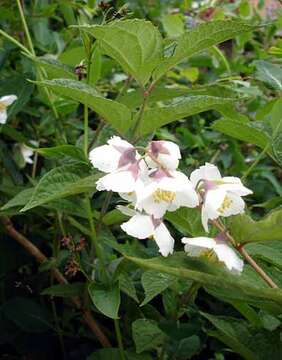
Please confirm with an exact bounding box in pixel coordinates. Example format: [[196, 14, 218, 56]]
[[19, 141, 38, 165], [0, 95, 17, 124], [136, 169, 199, 218], [89, 136, 148, 193], [190, 163, 252, 232], [146, 140, 181, 170], [119, 207, 174, 257], [182, 236, 244, 273]]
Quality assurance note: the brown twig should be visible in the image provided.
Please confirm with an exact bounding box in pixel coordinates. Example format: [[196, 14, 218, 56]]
[[1, 216, 112, 347], [211, 219, 278, 289]]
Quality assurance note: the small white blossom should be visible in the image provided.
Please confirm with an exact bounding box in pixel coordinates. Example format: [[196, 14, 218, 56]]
[[190, 163, 252, 232], [146, 140, 181, 170], [19, 141, 38, 165], [136, 169, 199, 218], [182, 236, 244, 273], [0, 95, 17, 124], [89, 136, 148, 193], [119, 207, 174, 257]]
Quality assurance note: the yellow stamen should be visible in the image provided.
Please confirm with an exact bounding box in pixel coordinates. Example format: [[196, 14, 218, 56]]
[[153, 188, 176, 203], [0, 102, 7, 111], [218, 195, 233, 214]]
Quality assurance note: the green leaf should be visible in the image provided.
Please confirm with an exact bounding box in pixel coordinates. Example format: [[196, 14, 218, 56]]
[[41, 283, 85, 297], [125, 253, 282, 308], [37, 145, 87, 163], [245, 242, 282, 270], [229, 209, 282, 244], [212, 118, 271, 150], [165, 207, 205, 237], [78, 19, 163, 86], [32, 56, 76, 79], [154, 20, 254, 80], [136, 95, 234, 136], [119, 84, 237, 110], [1, 188, 34, 211], [35, 79, 132, 134], [202, 313, 282, 360], [254, 60, 282, 91], [88, 282, 120, 319], [162, 14, 184, 38], [141, 270, 176, 306], [132, 319, 166, 354], [118, 272, 139, 302], [21, 164, 98, 212]]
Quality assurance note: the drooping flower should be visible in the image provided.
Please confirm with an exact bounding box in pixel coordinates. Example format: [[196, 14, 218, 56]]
[[19, 141, 38, 165], [0, 95, 17, 124], [146, 140, 181, 170], [118, 206, 174, 257], [89, 136, 148, 193], [136, 169, 199, 218], [182, 235, 244, 273], [190, 163, 252, 232]]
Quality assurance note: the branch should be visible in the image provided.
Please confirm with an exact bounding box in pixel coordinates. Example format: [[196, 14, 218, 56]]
[[1, 216, 112, 347]]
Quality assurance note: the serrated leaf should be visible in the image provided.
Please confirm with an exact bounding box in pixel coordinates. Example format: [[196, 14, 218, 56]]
[[212, 118, 274, 155], [136, 95, 234, 136], [125, 253, 282, 308], [78, 19, 163, 86], [88, 282, 120, 319], [229, 209, 282, 245], [41, 283, 85, 297], [37, 145, 87, 163], [202, 313, 282, 360], [132, 319, 166, 353], [154, 20, 254, 80], [118, 272, 139, 302], [35, 79, 132, 134], [254, 60, 282, 91], [141, 270, 176, 306], [21, 164, 98, 212], [32, 56, 76, 79]]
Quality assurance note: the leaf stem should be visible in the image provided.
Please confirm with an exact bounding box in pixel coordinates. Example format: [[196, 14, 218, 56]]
[[0, 29, 31, 55], [16, 0, 35, 55], [211, 219, 278, 289], [241, 145, 269, 181], [114, 319, 126, 360]]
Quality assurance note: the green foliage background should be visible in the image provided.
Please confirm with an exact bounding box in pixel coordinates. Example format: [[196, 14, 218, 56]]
[[0, 0, 281, 359]]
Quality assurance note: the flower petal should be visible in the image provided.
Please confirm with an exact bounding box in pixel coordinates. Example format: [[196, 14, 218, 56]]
[[0, 95, 17, 106], [121, 214, 154, 239], [0, 110, 7, 124], [220, 192, 245, 217], [182, 237, 216, 256], [190, 163, 221, 188], [214, 243, 244, 273], [146, 141, 181, 170], [96, 170, 137, 192], [107, 135, 133, 149], [201, 188, 226, 231], [89, 144, 121, 173], [154, 222, 174, 256], [220, 176, 253, 196]]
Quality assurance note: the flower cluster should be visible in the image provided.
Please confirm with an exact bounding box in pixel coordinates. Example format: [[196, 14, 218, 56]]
[[89, 136, 252, 273]]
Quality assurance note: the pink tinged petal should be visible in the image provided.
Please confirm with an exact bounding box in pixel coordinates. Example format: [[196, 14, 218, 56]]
[[0, 110, 7, 124], [96, 170, 137, 192], [121, 214, 154, 239], [89, 144, 120, 173], [190, 162, 222, 188], [149, 168, 172, 180], [214, 243, 244, 273], [147, 141, 181, 171], [154, 222, 174, 256], [182, 237, 216, 255], [149, 141, 170, 156], [220, 176, 253, 196], [0, 95, 17, 106], [118, 148, 137, 168]]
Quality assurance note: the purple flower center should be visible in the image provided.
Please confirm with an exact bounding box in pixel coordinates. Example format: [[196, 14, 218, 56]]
[[151, 216, 162, 228], [149, 168, 171, 181]]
